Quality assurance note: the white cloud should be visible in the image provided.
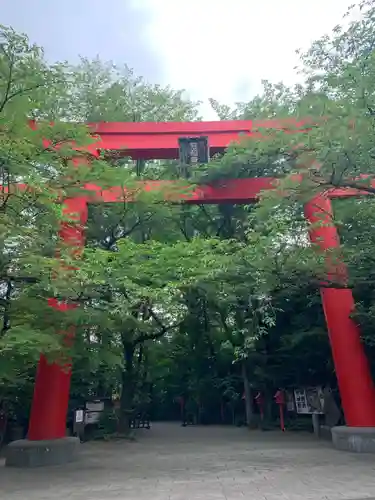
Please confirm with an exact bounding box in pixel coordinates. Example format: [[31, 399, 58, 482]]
[[145, 0, 354, 118]]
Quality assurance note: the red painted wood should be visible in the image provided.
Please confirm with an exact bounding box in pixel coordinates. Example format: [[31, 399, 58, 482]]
[[89, 119, 313, 159], [7, 179, 375, 205], [305, 195, 375, 427], [28, 197, 88, 441]]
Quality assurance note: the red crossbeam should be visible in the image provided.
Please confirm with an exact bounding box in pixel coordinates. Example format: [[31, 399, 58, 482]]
[[88, 179, 375, 204], [9, 178, 374, 205]]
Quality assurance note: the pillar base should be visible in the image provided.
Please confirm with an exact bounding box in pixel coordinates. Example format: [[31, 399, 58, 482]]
[[332, 426, 375, 453], [5, 437, 80, 467]]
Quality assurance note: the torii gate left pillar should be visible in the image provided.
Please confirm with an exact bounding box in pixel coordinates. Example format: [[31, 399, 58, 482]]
[[5, 196, 87, 467]]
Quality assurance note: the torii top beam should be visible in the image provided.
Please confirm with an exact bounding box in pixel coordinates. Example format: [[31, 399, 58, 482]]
[[89, 118, 310, 160], [84, 119, 369, 204]]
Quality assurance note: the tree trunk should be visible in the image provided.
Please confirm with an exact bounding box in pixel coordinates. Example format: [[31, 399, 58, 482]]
[[241, 360, 253, 428], [119, 345, 135, 434]]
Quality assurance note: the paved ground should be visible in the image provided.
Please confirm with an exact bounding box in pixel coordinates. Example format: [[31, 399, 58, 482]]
[[1, 423, 375, 500]]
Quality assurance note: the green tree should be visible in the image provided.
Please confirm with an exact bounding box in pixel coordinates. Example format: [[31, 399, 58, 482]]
[[71, 236, 236, 431]]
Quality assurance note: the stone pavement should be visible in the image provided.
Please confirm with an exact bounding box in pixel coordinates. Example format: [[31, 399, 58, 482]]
[[1, 422, 375, 500]]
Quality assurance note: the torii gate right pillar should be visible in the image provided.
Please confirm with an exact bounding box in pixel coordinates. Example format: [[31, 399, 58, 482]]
[[305, 194, 375, 451]]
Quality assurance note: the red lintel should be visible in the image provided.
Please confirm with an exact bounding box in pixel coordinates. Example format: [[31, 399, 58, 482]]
[[85, 179, 375, 204], [7, 178, 374, 205]]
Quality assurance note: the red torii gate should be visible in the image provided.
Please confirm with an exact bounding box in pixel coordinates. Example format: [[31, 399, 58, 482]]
[[14, 119, 375, 460]]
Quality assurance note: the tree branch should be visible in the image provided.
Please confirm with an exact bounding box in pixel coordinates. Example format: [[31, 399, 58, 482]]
[[0, 279, 12, 338], [0, 47, 14, 113], [134, 307, 183, 345], [103, 213, 154, 250], [0, 84, 44, 114]]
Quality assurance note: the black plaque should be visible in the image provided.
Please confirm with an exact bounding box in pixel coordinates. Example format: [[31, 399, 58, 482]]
[[178, 136, 209, 166]]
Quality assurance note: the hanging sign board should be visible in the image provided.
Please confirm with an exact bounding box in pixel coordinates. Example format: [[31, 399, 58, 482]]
[[178, 137, 209, 166]]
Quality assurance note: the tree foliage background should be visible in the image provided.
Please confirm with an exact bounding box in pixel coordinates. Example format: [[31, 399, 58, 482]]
[[1, 0, 375, 435]]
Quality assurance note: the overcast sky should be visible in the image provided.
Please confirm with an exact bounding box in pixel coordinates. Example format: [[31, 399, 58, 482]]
[[2, 0, 355, 118]]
